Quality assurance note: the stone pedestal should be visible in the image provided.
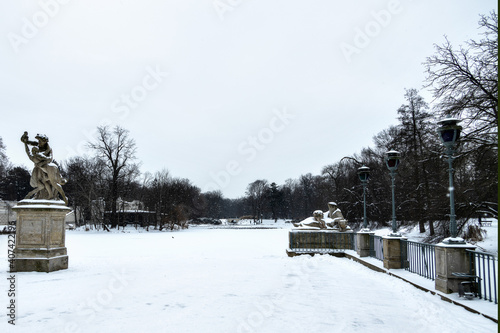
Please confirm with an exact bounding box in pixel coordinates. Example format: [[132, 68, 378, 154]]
[[383, 236, 406, 269], [288, 229, 354, 250], [12, 199, 71, 273], [356, 231, 374, 257], [435, 241, 476, 294]]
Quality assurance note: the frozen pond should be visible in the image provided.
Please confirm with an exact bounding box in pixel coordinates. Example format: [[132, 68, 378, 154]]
[[0, 228, 497, 332]]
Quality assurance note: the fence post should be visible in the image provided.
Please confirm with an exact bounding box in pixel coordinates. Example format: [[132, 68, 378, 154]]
[[383, 235, 407, 269], [356, 231, 374, 257], [435, 242, 476, 294], [400, 239, 407, 270]]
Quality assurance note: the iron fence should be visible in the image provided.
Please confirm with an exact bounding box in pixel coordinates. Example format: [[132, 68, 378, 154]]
[[369, 235, 384, 261], [467, 250, 498, 304], [289, 231, 497, 306], [400, 239, 436, 280]]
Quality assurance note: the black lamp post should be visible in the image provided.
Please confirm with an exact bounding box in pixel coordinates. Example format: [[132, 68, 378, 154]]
[[385, 150, 401, 236], [437, 118, 463, 243], [357, 165, 371, 231]]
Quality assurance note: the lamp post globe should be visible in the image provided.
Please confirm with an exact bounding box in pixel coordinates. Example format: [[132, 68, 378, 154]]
[[357, 165, 370, 182], [437, 118, 462, 151], [385, 150, 401, 237], [437, 118, 464, 243], [357, 165, 371, 231], [385, 150, 401, 171]]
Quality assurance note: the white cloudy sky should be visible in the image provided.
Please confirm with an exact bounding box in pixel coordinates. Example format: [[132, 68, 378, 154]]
[[0, 0, 496, 198]]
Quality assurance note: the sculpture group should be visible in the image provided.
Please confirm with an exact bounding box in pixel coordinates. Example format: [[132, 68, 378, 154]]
[[12, 132, 70, 272], [293, 202, 350, 231], [21, 132, 68, 204]]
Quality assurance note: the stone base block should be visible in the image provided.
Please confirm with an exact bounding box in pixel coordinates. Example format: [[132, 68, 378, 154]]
[[383, 236, 406, 269], [435, 275, 460, 294], [12, 199, 71, 273], [15, 247, 67, 258], [12, 246, 68, 272], [356, 232, 373, 257], [13, 255, 68, 273], [435, 243, 475, 294]]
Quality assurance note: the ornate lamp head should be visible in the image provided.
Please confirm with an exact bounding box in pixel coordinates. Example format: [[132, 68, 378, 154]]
[[357, 165, 371, 182], [385, 150, 401, 172], [437, 118, 462, 150]]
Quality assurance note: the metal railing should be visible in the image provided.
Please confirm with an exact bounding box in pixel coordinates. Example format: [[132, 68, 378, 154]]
[[467, 250, 498, 304], [289, 232, 497, 305], [288, 231, 356, 254], [369, 235, 384, 261], [400, 239, 436, 280]]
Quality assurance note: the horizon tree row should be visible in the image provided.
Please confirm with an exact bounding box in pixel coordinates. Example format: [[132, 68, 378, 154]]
[[0, 12, 496, 238], [222, 13, 498, 238]]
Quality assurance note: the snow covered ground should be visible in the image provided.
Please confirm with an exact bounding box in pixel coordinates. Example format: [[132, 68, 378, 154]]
[[0, 220, 497, 333]]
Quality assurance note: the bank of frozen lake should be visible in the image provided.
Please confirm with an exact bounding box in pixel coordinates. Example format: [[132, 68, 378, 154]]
[[0, 225, 497, 333]]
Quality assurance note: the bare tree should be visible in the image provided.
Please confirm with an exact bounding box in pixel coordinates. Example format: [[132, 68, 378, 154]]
[[424, 12, 498, 149], [64, 156, 107, 228], [396, 89, 436, 234], [151, 169, 170, 230], [246, 179, 269, 223], [88, 126, 138, 229], [202, 190, 224, 218]]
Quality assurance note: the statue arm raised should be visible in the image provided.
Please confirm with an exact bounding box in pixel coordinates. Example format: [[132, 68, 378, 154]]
[[20, 131, 38, 146], [23, 141, 33, 159]]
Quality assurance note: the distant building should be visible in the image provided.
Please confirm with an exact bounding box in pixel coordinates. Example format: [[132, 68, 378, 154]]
[[103, 198, 156, 227], [1, 199, 76, 229]]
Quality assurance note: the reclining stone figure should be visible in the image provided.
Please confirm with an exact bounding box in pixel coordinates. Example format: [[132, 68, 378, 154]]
[[293, 202, 350, 231], [326, 202, 348, 231]]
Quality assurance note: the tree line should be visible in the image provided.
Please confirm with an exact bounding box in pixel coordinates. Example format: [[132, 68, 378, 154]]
[[0, 12, 497, 239], [199, 12, 498, 240]]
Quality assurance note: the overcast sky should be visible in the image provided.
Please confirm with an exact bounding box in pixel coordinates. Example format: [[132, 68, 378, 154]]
[[0, 0, 496, 198]]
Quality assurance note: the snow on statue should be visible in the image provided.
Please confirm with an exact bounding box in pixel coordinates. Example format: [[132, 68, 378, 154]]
[[293, 202, 350, 231], [21, 131, 68, 205]]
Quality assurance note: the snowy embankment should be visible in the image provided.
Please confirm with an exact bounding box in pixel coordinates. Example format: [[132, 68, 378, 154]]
[[372, 218, 498, 256], [0, 222, 497, 333]]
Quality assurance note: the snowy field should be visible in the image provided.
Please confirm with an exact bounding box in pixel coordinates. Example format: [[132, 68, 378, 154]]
[[0, 222, 498, 333]]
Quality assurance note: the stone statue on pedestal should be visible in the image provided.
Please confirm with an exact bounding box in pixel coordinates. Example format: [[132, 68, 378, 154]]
[[12, 132, 71, 272], [293, 202, 350, 231]]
